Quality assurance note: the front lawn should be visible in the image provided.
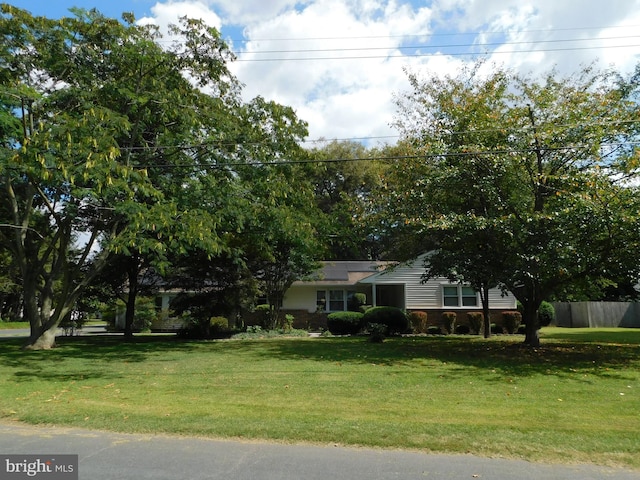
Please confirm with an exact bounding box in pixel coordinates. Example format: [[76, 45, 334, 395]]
[[0, 322, 29, 329], [1, 328, 638, 469]]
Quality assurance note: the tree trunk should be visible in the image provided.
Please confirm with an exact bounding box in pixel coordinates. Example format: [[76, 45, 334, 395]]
[[24, 326, 57, 350], [124, 261, 139, 339], [480, 285, 491, 339], [522, 301, 541, 347]]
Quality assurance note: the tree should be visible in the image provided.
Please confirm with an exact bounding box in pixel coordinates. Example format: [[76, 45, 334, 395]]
[[0, 6, 259, 348], [388, 62, 640, 346], [307, 140, 387, 260]]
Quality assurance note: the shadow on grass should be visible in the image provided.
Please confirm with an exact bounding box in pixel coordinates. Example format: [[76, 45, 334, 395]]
[[250, 335, 640, 381], [0, 335, 205, 382], [2, 330, 639, 384]]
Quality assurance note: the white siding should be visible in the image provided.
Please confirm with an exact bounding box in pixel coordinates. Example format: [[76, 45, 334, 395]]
[[363, 255, 517, 310], [282, 286, 317, 312]]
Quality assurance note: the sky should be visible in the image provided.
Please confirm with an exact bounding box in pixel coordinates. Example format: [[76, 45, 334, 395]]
[[11, 0, 640, 146]]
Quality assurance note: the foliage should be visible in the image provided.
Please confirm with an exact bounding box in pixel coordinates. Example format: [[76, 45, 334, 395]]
[[209, 316, 230, 333], [230, 326, 308, 340], [387, 61, 640, 346], [367, 323, 386, 342], [132, 297, 156, 332], [347, 292, 367, 312], [455, 324, 471, 334], [254, 304, 273, 330], [501, 311, 522, 334], [0, 5, 318, 349], [467, 312, 484, 335], [326, 311, 364, 335], [307, 140, 388, 260], [538, 301, 556, 327], [408, 310, 428, 333], [441, 312, 457, 334], [362, 306, 410, 335]]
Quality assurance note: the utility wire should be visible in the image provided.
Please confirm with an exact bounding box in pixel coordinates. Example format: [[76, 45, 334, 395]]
[[238, 35, 640, 55], [87, 118, 640, 152], [234, 42, 640, 62], [10, 141, 636, 170]]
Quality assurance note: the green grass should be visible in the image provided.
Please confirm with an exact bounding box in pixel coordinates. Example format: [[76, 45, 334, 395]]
[[1, 327, 639, 470], [0, 321, 29, 329]]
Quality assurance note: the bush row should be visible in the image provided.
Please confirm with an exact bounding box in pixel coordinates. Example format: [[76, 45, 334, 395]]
[[327, 306, 411, 336]]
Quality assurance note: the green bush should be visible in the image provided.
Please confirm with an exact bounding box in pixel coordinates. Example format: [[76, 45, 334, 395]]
[[327, 311, 364, 335], [502, 311, 522, 334], [348, 293, 367, 312], [491, 323, 503, 334], [362, 306, 410, 335], [254, 304, 273, 329], [455, 324, 471, 335], [441, 312, 457, 334], [467, 312, 484, 335], [209, 316, 229, 333], [538, 301, 556, 327], [427, 325, 442, 335], [408, 311, 428, 333], [367, 323, 386, 343]]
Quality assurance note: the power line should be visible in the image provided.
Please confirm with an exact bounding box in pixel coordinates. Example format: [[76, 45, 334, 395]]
[[234, 42, 640, 62], [237, 35, 640, 56], [12, 141, 635, 170], [92, 118, 640, 152]]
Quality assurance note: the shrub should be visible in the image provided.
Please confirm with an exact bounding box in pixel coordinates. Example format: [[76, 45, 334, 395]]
[[455, 324, 471, 335], [367, 323, 386, 343], [133, 297, 156, 332], [348, 293, 367, 312], [441, 312, 457, 334], [467, 312, 484, 335], [502, 311, 522, 334], [327, 311, 364, 335], [362, 306, 410, 335], [538, 301, 556, 327], [408, 311, 428, 333], [209, 316, 229, 333], [254, 304, 273, 329], [491, 323, 503, 334], [427, 325, 442, 335]]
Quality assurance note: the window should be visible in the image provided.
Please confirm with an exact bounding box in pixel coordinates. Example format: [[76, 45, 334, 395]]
[[442, 285, 478, 307], [329, 290, 344, 311], [316, 291, 326, 312], [317, 289, 356, 312]]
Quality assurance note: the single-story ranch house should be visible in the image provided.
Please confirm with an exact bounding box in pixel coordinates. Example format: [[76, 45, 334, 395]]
[[280, 254, 517, 330], [145, 254, 517, 331]]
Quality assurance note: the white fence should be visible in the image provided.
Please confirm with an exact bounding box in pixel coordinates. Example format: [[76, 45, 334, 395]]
[[553, 302, 640, 328]]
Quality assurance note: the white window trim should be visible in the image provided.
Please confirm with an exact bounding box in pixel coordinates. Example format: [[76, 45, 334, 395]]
[[441, 284, 479, 308], [316, 289, 356, 312]]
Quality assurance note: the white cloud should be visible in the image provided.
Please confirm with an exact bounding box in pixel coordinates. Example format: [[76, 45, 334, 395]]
[[138, 1, 222, 32], [141, 0, 640, 144]]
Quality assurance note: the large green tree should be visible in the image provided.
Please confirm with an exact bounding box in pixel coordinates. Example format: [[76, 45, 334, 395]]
[[0, 5, 310, 347], [387, 62, 640, 346], [307, 140, 387, 260]]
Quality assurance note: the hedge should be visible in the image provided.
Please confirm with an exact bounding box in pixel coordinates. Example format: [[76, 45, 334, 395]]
[[327, 311, 364, 335]]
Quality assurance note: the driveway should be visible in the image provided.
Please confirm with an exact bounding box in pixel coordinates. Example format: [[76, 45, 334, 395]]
[[0, 423, 638, 480]]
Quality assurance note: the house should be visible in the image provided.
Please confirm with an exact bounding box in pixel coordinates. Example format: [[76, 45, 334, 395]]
[[281, 254, 517, 329]]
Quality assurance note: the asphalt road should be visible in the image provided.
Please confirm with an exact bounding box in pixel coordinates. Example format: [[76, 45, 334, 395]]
[[0, 423, 638, 480]]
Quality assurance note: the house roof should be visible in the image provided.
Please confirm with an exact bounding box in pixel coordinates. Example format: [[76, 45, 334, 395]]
[[292, 261, 390, 286]]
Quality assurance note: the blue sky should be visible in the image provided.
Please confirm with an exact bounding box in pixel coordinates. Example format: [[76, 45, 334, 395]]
[[10, 0, 640, 143]]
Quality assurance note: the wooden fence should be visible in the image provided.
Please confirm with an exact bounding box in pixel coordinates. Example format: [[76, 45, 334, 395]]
[[553, 302, 640, 328]]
